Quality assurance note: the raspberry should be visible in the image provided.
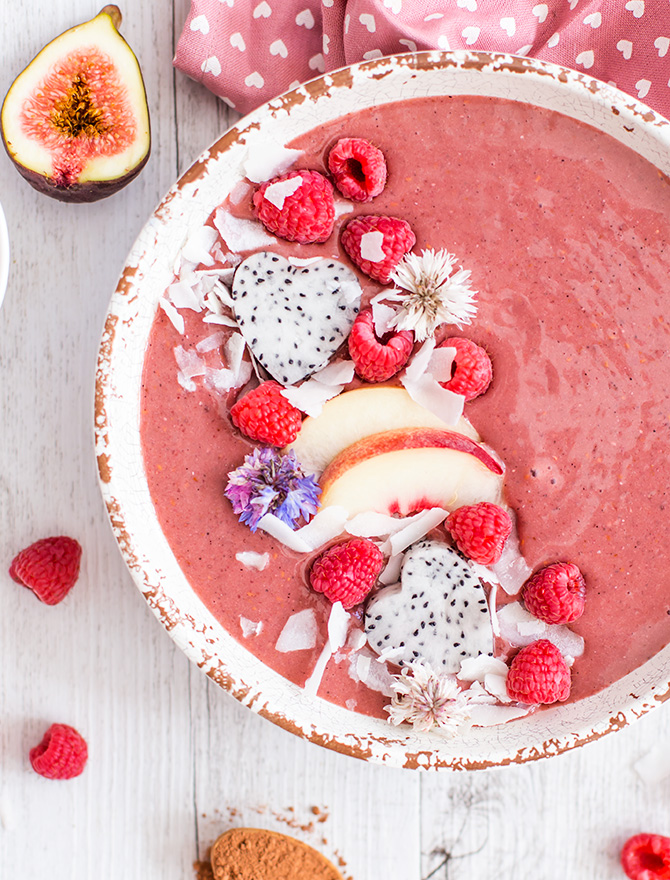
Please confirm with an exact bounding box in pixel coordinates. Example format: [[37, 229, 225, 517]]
[[446, 502, 512, 565], [348, 308, 413, 382], [29, 723, 88, 779], [506, 639, 571, 704], [253, 170, 335, 244], [622, 834, 670, 880], [310, 538, 383, 609], [327, 137, 387, 202], [440, 337, 493, 401], [231, 381, 302, 446], [10, 536, 82, 605], [341, 215, 416, 284], [522, 562, 586, 625]]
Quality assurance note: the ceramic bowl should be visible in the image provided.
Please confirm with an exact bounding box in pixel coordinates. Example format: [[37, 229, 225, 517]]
[[95, 51, 670, 769]]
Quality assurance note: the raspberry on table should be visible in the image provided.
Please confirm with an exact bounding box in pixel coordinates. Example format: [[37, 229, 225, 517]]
[[327, 137, 387, 202], [252, 169, 335, 244], [231, 381, 303, 447], [9, 536, 82, 605], [29, 723, 88, 780], [506, 639, 571, 704], [446, 502, 512, 566], [440, 337, 492, 401], [309, 538, 383, 610], [340, 215, 416, 284], [621, 833, 670, 880], [522, 562, 586, 625], [348, 308, 413, 382]]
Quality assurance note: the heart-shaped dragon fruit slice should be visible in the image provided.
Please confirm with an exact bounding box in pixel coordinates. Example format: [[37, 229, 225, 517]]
[[365, 539, 494, 673], [232, 252, 361, 386]]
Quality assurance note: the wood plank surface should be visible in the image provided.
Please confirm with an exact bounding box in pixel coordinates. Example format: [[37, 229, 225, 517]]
[[1, 3, 669, 880]]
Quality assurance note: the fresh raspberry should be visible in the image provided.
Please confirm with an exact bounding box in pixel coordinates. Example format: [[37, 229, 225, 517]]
[[446, 502, 512, 565], [29, 723, 88, 779], [506, 639, 571, 704], [310, 538, 383, 609], [348, 308, 413, 382], [440, 337, 493, 401], [231, 381, 303, 446], [327, 137, 387, 202], [340, 215, 416, 284], [522, 562, 586, 625], [622, 834, 670, 880], [253, 169, 335, 244], [10, 536, 82, 605]]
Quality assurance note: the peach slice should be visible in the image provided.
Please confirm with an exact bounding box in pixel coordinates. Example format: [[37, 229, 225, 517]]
[[319, 427, 503, 518], [284, 385, 478, 475]]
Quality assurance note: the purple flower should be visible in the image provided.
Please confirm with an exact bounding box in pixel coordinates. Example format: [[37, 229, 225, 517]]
[[225, 447, 320, 532]]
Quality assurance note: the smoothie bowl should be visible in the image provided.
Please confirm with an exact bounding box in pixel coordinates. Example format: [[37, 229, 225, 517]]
[[95, 52, 670, 769]]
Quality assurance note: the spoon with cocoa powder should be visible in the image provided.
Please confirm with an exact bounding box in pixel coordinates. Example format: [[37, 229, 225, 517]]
[[209, 827, 343, 880]]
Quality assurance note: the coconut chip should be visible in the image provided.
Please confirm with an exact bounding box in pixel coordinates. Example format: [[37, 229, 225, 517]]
[[458, 654, 509, 683], [174, 346, 206, 389], [213, 208, 276, 252], [235, 551, 270, 571], [242, 142, 303, 183], [497, 602, 585, 659], [275, 609, 318, 653], [293, 505, 349, 551], [281, 380, 344, 418], [180, 225, 218, 267], [303, 602, 350, 696], [239, 616, 263, 637], [372, 300, 398, 337], [159, 297, 185, 334], [387, 507, 450, 556], [257, 513, 312, 553], [196, 331, 226, 354], [401, 338, 464, 427], [360, 230, 385, 262]]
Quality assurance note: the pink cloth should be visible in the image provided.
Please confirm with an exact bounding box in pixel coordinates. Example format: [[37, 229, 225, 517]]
[[174, 1, 670, 119]]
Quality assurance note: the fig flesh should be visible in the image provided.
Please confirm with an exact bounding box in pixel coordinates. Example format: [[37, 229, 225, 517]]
[[1, 6, 151, 202]]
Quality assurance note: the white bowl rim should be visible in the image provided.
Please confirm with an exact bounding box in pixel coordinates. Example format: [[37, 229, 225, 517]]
[[95, 50, 670, 770], [0, 201, 9, 309]]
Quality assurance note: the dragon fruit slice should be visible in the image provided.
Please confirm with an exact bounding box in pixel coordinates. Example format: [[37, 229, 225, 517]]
[[365, 540, 494, 673], [232, 252, 361, 386]]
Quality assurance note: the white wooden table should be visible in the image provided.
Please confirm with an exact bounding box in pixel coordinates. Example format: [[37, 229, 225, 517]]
[[2, 4, 669, 878]]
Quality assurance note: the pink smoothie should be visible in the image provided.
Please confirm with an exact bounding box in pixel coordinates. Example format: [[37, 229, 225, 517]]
[[141, 95, 670, 715]]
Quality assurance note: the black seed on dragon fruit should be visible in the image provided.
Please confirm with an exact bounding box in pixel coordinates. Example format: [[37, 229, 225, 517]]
[[232, 252, 362, 386], [365, 540, 494, 673]]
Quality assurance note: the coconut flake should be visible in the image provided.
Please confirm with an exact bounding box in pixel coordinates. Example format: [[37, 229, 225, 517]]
[[497, 602, 585, 659], [174, 345, 206, 381], [312, 359, 355, 386], [181, 226, 218, 266], [372, 300, 398, 337], [491, 529, 533, 595], [360, 230, 386, 262], [401, 372, 464, 427], [242, 143, 303, 183], [168, 279, 202, 311], [204, 366, 237, 393], [281, 379, 344, 418], [379, 554, 403, 585], [287, 256, 323, 267], [258, 513, 311, 553], [303, 602, 350, 696], [517, 618, 547, 637], [203, 313, 238, 327], [213, 208, 276, 252], [387, 507, 449, 556], [159, 297, 185, 334], [262, 176, 303, 210], [229, 181, 251, 205], [224, 331, 246, 377], [427, 346, 457, 383], [347, 627, 367, 651], [196, 331, 226, 354], [294, 505, 348, 551], [484, 672, 511, 702], [275, 609, 318, 653], [404, 337, 436, 382], [235, 551, 270, 571], [458, 655, 509, 682], [346, 511, 407, 538], [239, 616, 263, 637]]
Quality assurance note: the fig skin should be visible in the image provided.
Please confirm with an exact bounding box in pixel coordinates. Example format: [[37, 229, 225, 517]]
[[1, 6, 151, 203]]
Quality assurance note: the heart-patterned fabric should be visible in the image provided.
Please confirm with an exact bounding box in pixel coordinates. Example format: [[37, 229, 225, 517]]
[[175, 1, 670, 119], [232, 252, 361, 386]]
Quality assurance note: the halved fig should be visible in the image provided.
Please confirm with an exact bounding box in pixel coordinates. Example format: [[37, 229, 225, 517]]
[[1, 6, 150, 202]]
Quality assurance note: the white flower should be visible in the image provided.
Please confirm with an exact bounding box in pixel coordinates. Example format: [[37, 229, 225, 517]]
[[384, 249, 477, 342], [386, 662, 487, 735]]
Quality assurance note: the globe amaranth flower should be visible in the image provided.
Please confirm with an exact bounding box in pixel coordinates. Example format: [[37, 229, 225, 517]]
[[225, 446, 320, 532]]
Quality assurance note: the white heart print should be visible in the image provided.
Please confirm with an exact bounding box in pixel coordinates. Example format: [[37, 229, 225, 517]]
[[270, 39, 288, 58], [323, 34, 330, 54], [219, 0, 234, 6], [253, 1, 272, 19], [323, 0, 334, 6], [201, 56, 221, 76], [245, 71, 265, 88], [655, 36, 670, 58], [190, 14, 210, 34], [359, 13, 377, 33], [547, 32, 560, 48], [583, 12, 601, 28], [575, 49, 594, 68], [230, 32, 246, 51], [532, 4, 548, 23], [296, 8, 315, 28], [462, 26, 480, 46], [363, 49, 384, 60], [383, 0, 402, 13], [500, 17, 516, 37], [437, 34, 451, 50], [399, 38, 417, 52], [625, 0, 644, 17], [636, 79, 651, 99], [457, 0, 477, 11], [617, 39, 633, 60], [309, 53, 325, 72]]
